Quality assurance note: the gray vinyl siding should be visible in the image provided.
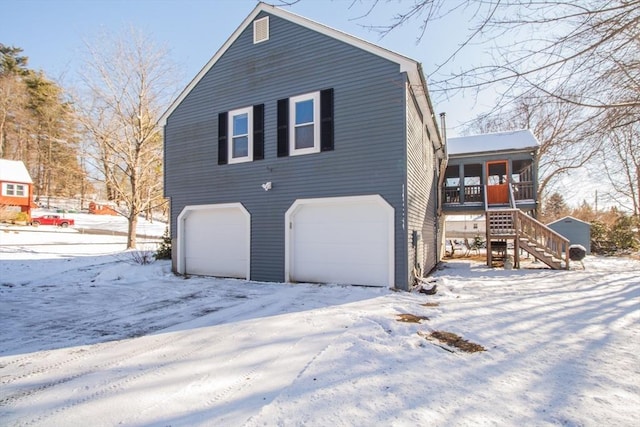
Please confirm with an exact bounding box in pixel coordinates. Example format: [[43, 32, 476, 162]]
[[165, 12, 408, 286], [405, 86, 438, 286]]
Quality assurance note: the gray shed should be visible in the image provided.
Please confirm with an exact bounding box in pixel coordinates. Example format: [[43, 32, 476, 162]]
[[546, 216, 591, 254]]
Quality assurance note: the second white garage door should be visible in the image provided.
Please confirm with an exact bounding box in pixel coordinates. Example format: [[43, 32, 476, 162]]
[[285, 195, 394, 287], [177, 203, 250, 279]]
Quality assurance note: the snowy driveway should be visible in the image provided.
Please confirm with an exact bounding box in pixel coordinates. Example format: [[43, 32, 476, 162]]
[[1, 226, 639, 426]]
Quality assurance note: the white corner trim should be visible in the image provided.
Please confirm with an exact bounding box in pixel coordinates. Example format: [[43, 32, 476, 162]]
[[176, 202, 251, 279], [284, 194, 395, 286]]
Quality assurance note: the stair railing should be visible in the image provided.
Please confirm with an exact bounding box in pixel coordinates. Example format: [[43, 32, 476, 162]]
[[517, 211, 570, 268]]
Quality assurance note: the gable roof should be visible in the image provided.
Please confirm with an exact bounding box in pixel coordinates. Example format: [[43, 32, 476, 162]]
[[546, 216, 591, 227], [447, 129, 540, 156], [159, 2, 436, 132], [0, 159, 33, 184]]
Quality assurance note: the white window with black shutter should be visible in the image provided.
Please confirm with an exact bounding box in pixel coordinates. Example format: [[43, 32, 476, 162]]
[[289, 92, 320, 155], [228, 107, 252, 164], [278, 88, 333, 157], [218, 104, 264, 165]]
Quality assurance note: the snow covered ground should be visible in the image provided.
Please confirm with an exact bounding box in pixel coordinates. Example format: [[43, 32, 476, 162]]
[[1, 219, 639, 426]]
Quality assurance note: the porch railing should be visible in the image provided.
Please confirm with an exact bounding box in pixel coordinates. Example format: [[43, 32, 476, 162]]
[[443, 185, 483, 204], [444, 183, 534, 206], [512, 182, 534, 200]]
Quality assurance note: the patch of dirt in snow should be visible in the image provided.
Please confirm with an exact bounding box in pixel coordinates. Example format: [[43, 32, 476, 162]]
[[420, 302, 439, 307], [418, 330, 486, 353], [396, 313, 429, 323]]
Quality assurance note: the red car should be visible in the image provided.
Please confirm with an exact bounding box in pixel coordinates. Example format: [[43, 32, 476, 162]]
[[31, 214, 75, 228]]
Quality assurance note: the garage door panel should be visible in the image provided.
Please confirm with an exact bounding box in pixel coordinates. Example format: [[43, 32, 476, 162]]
[[288, 196, 393, 287], [294, 241, 387, 264], [294, 259, 388, 285], [294, 220, 388, 245], [181, 205, 249, 279]]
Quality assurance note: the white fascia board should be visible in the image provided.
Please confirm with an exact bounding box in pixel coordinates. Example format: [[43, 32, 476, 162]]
[[160, 2, 423, 127]]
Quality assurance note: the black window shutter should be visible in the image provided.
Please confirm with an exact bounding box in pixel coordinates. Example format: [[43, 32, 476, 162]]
[[253, 104, 264, 160], [320, 88, 334, 152], [277, 98, 289, 157], [218, 112, 228, 165]]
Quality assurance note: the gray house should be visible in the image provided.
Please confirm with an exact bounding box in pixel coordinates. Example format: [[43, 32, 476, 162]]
[[161, 2, 445, 290]]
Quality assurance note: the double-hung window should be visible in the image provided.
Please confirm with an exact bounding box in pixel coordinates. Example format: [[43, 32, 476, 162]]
[[218, 104, 264, 165], [3, 183, 27, 197], [289, 92, 320, 156], [228, 107, 253, 164], [278, 88, 333, 158]]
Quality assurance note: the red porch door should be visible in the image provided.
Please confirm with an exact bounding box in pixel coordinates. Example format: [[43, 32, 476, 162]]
[[486, 161, 509, 204]]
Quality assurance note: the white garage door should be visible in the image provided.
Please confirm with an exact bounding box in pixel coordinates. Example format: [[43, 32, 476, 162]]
[[286, 195, 394, 287], [178, 203, 250, 279]]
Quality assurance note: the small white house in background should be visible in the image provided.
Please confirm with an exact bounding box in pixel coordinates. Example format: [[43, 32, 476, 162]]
[[547, 216, 591, 254], [445, 214, 486, 238]]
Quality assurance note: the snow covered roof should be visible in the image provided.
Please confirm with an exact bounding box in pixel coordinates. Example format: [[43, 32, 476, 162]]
[[0, 159, 33, 184], [447, 129, 540, 156]]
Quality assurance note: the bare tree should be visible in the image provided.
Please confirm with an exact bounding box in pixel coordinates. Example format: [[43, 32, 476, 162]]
[[601, 124, 640, 217], [355, 0, 639, 122], [77, 27, 177, 248], [349, 0, 639, 215], [469, 93, 602, 201]]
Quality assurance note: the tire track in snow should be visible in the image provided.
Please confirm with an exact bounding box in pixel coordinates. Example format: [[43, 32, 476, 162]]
[[1, 283, 233, 385], [0, 291, 206, 387], [135, 306, 357, 426], [0, 287, 279, 408], [3, 287, 311, 426]]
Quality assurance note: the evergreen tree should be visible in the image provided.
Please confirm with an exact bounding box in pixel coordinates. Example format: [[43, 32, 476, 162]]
[[0, 45, 88, 201], [541, 192, 569, 223]]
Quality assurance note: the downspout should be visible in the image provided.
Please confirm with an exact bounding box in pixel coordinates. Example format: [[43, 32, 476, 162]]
[[437, 112, 448, 216], [436, 113, 449, 265]]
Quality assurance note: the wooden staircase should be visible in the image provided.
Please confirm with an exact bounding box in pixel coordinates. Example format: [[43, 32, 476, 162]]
[[484, 186, 570, 269]]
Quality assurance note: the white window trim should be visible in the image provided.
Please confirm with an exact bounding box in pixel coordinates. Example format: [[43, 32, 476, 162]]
[[2, 182, 28, 197], [228, 106, 253, 164], [289, 91, 320, 156]]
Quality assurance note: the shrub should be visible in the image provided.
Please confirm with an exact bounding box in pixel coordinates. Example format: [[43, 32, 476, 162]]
[[15, 211, 29, 222], [155, 227, 172, 260], [128, 248, 156, 265], [591, 214, 639, 254], [610, 215, 639, 251]]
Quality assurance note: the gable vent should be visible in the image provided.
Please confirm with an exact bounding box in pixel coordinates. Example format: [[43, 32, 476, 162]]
[[253, 17, 269, 44]]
